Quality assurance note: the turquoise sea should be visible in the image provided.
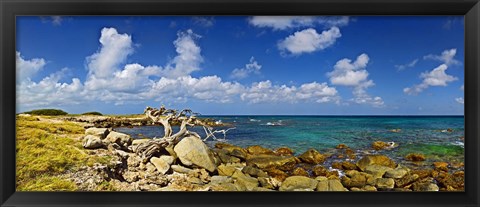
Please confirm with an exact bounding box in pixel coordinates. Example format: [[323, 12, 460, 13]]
[[116, 116, 464, 167]]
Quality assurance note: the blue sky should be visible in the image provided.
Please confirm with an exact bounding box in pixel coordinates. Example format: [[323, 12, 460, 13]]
[[16, 16, 464, 115]]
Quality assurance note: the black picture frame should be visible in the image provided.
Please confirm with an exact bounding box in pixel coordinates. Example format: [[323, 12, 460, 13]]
[[1, 0, 479, 206]]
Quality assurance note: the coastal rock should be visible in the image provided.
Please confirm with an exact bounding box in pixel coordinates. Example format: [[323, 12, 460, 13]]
[[342, 162, 358, 170], [385, 166, 409, 179], [312, 165, 328, 177], [105, 131, 132, 147], [171, 165, 193, 174], [433, 162, 449, 171], [229, 149, 247, 160], [394, 173, 420, 188], [231, 170, 259, 191], [362, 185, 377, 191], [316, 179, 348, 191], [298, 149, 327, 164], [246, 154, 297, 170], [364, 165, 394, 178], [258, 177, 279, 189], [405, 153, 426, 161], [413, 181, 439, 191], [242, 166, 269, 178], [372, 141, 391, 150], [292, 167, 309, 177], [336, 144, 349, 149], [279, 176, 318, 191], [274, 147, 294, 156], [210, 176, 233, 184], [85, 127, 110, 139], [150, 156, 174, 175], [264, 168, 289, 182], [216, 150, 241, 164], [435, 171, 464, 190], [210, 183, 239, 191], [174, 136, 217, 172], [132, 139, 150, 146], [375, 178, 395, 189], [217, 164, 239, 176], [246, 145, 275, 155], [356, 155, 396, 171], [83, 135, 104, 149]]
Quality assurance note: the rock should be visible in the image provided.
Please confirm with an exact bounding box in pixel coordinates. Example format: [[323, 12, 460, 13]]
[[356, 155, 396, 171], [312, 165, 328, 177], [105, 131, 132, 147], [83, 135, 104, 149], [145, 162, 156, 173], [342, 162, 358, 170], [174, 136, 217, 172], [435, 171, 464, 190], [246, 154, 297, 170], [394, 173, 420, 188], [264, 168, 289, 182], [297, 149, 326, 164], [433, 162, 449, 171], [336, 144, 349, 149], [372, 141, 391, 150], [385, 166, 409, 179], [405, 153, 426, 161], [150, 156, 174, 175], [187, 169, 211, 184], [413, 182, 439, 191], [132, 139, 150, 146], [316, 179, 348, 191], [123, 171, 140, 182], [342, 174, 367, 188], [171, 165, 193, 174], [331, 162, 343, 170], [229, 149, 247, 160], [364, 165, 394, 178], [258, 177, 279, 189], [85, 127, 110, 139], [362, 185, 377, 191], [231, 170, 259, 191], [279, 176, 318, 191], [253, 187, 275, 191], [114, 149, 129, 159], [210, 183, 238, 191], [246, 145, 275, 155], [127, 155, 142, 168], [274, 147, 294, 156], [216, 150, 241, 164], [210, 176, 233, 184], [242, 166, 268, 178], [375, 178, 395, 189], [217, 164, 238, 176], [292, 167, 309, 177]]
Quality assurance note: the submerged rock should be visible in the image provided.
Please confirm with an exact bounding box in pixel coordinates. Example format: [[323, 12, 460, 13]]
[[279, 176, 318, 191], [174, 136, 217, 173], [405, 153, 426, 161]]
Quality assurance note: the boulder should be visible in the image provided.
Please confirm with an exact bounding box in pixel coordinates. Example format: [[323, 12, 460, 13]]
[[150, 156, 174, 175], [385, 165, 409, 179], [83, 135, 104, 149], [292, 167, 309, 177], [231, 170, 259, 191], [210, 176, 233, 184], [105, 131, 132, 147], [297, 149, 326, 164], [264, 168, 289, 182], [364, 165, 394, 178], [171, 165, 193, 174], [132, 139, 150, 146], [312, 165, 328, 177], [246, 145, 275, 155], [433, 162, 449, 171], [242, 166, 269, 178], [216, 150, 241, 164], [217, 164, 239, 176], [229, 149, 247, 160], [356, 155, 397, 171], [372, 141, 390, 150], [274, 147, 294, 156], [316, 179, 348, 191], [258, 177, 279, 189], [210, 183, 239, 191], [405, 153, 426, 161], [246, 154, 297, 170], [174, 136, 217, 172], [85, 127, 110, 139], [342, 162, 358, 170], [394, 173, 420, 188], [279, 176, 318, 191], [375, 178, 395, 189], [413, 182, 439, 191]]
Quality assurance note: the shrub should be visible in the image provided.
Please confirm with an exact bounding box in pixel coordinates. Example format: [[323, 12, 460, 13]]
[[24, 109, 68, 116], [81, 111, 103, 116]]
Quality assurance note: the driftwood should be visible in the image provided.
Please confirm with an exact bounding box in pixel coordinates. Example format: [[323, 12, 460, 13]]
[[134, 105, 233, 162]]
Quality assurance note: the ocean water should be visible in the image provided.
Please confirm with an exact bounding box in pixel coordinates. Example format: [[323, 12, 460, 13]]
[[115, 116, 464, 165]]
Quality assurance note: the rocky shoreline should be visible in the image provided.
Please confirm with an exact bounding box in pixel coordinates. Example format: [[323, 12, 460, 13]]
[[78, 125, 465, 191]]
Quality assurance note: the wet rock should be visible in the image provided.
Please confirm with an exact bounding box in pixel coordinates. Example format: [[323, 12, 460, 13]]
[[246, 154, 297, 170], [435, 171, 464, 190], [174, 136, 217, 172], [342, 162, 358, 170], [150, 156, 174, 175], [356, 155, 396, 171], [345, 148, 356, 159], [105, 131, 132, 147], [384, 165, 409, 179], [362, 185, 377, 191], [336, 144, 349, 149], [231, 170, 259, 191], [375, 178, 395, 189], [316, 179, 348, 191], [394, 173, 420, 188], [331, 162, 343, 170], [312, 165, 328, 177], [433, 162, 449, 171], [298, 149, 327, 164], [242, 166, 269, 178], [246, 145, 275, 155], [258, 177, 279, 189], [372, 141, 391, 150], [171, 165, 193, 174], [292, 167, 309, 177], [274, 147, 294, 156], [85, 127, 110, 139], [264, 168, 289, 182], [83, 135, 104, 149], [364, 165, 394, 178], [413, 181, 439, 191], [229, 149, 247, 160], [279, 176, 318, 191], [405, 153, 426, 161], [342, 174, 367, 188]]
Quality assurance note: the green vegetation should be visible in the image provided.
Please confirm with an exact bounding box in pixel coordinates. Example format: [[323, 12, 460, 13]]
[[81, 111, 103, 116], [16, 115, 112, 191], [23, 109, 68, 116]]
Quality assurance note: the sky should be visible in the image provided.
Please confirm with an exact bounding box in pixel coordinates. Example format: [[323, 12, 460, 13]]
[[16, 16, 464, 115]]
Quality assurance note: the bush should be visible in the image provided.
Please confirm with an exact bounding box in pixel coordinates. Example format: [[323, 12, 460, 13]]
[[81, 111, 103, 116], [24, 109, 68, 116]]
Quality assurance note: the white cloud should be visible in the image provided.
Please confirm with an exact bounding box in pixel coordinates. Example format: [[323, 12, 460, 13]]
[[395, 59, 418, 71], [240, 80, 338, 104], [277, 27, 341, 55], [248, 16, 349, 30], [404, 64, 458, 95], [328, 53, 384, 107], [230, 57, 262, 79], [424, 48, 461, 66], [192, 17, 214, 27], [160, 29, 203, 78], [455, 97, 464, 104], [16, 52, 47, 82], [460, 84, 464, 91], [51, 16, 63, 25]]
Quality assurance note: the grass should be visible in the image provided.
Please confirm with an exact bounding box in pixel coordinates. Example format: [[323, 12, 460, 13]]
[[16, 115, 112, 191]]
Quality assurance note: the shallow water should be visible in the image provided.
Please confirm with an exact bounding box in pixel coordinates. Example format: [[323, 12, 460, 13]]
[[116, 116, 464, 165]]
